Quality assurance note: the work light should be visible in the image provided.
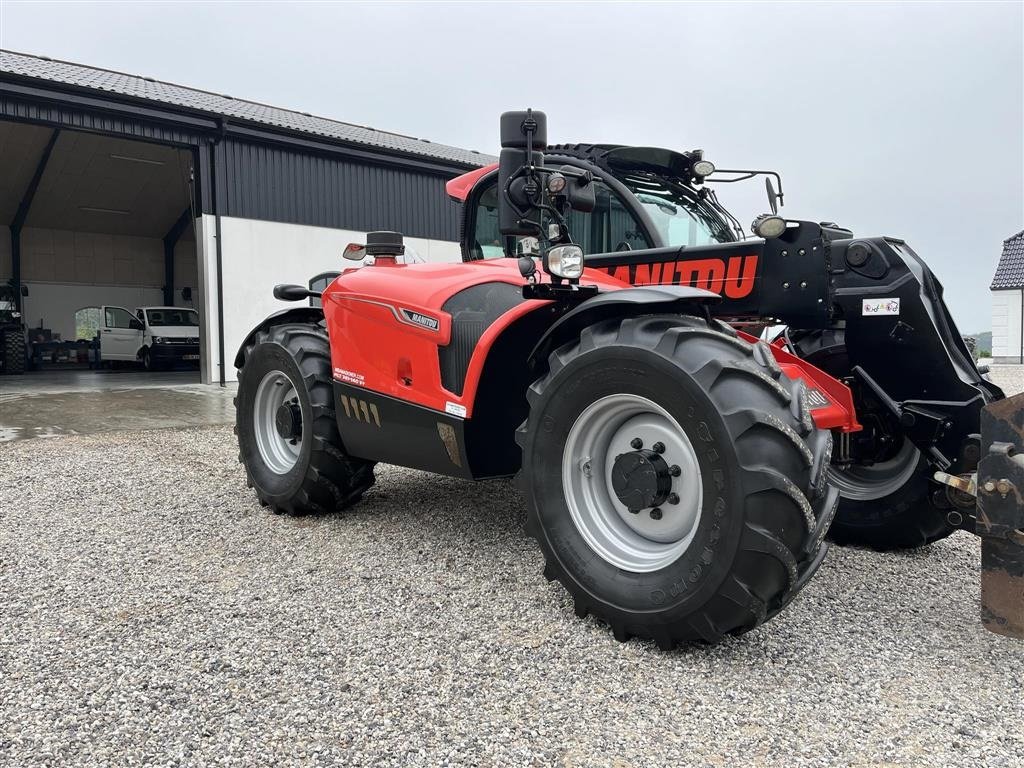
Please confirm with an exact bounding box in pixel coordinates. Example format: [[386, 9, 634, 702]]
[[692, 160, 715, 178], [752, 214, 787, 239]]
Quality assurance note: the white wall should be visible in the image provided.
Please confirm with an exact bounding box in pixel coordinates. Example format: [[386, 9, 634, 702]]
[[992, 289, 1022, 363], [199, 215, 461, 384], [20, 227, 164, 285]]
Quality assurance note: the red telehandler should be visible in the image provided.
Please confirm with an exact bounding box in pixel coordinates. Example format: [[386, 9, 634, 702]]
[[235, 110, 1023, 646]]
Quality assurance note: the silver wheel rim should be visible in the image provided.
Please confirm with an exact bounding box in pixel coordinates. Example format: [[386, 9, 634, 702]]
[[253, 370, 303, 474], [561, 394, 703, 573], [828, 438, 920, 501]]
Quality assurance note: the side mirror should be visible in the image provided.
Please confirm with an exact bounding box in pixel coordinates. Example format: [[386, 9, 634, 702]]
[[343, 243, 366, 261], [497, 110, 547, 237], [766, 177, 780, 215], [21, 285, 29, 297], [180, 287, 192, 301], [273, 284, 318, 302]]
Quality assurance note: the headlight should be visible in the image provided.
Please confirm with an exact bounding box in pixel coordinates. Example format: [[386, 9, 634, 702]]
[[752, 214, 787, 239], [545, 244, 585, 280], [153, 336, 165, 344]]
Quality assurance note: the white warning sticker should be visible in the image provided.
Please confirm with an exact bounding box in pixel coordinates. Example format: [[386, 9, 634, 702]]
[[445, 401, 467, 418], [862, 298, 900, 316]]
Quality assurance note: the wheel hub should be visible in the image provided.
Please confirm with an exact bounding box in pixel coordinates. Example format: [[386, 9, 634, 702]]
[[611, 448, 672, 512], [253, 371, 303, 475], [562, 395, 703, 573], [275, 400, 302, 441]]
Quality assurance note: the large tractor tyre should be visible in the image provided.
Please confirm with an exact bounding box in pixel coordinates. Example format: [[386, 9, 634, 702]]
[[2, 330, 26, 375], [792, 329, 952, 550], [234, 322, 375, 515], [517, 315, 839, 648]]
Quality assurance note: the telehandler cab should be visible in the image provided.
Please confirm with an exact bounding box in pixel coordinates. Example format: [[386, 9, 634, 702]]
[[236, 110, 1024, 646]]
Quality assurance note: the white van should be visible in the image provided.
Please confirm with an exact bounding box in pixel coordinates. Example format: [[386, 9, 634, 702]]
[[80, 305, 200, 370]]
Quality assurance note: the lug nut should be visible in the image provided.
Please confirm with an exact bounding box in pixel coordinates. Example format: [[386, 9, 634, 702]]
[[667, 493, 680, 505], [652, 442, 665, 454], [669, 465, 681, 477], [650, 508, 663, 520], [630, 438, 643, 449], [628, 507, 641, 515]]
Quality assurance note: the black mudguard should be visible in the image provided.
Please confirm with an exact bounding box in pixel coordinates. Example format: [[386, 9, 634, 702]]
[[232, 307, 324, 369], [823, 236, 1001, 474], [528, 284, 720, 371]]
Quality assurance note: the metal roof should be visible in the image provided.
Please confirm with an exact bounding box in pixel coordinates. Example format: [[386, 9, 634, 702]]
[[990, 230, 1024, 290], [0, 49, 493, 168]]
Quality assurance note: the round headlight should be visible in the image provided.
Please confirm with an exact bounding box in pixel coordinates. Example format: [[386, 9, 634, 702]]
[[153, 336, 165, 344], [752, 214, 787, 239], [692, 160, 715, 178], [545, 244, 585, 280], [546, 172, 567, 194]]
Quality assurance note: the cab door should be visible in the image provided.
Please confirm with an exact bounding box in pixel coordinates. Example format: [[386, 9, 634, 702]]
[[100, 305, 144, 361]]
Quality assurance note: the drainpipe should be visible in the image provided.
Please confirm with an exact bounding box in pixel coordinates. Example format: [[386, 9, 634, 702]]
[[210, 120, 228, 388], [1019, 289, 1022, 365]]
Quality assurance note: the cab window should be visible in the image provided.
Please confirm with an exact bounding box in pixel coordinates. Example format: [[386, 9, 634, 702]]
[[471, 178, 651, 259]]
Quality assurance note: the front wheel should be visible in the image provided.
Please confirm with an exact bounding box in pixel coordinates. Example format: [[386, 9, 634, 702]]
[[517, 315, 839, 648], [235, 322, 375, 515]]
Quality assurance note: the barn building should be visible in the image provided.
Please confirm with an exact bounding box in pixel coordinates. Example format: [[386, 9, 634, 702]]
[[0, 50, 488, 384]]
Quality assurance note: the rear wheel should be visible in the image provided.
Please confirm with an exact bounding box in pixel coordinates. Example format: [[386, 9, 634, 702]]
[[235, 322, 374, 515], [791, 329, 952, 550], [517, 315, 839, 648], [2, 330, 26, 375]]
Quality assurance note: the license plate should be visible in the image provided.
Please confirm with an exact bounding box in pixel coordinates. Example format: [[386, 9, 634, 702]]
[[183, 354, 199, 361]]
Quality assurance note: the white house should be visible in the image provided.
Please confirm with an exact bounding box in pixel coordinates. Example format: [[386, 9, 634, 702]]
[[991, 230, 1024, 363]]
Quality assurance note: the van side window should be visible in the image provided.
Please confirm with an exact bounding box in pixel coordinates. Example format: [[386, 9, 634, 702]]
[[105, 307, 138, 329]]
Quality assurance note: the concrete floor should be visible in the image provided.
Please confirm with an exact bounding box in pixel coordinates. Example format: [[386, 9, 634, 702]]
[[2, 365, 1020, 445], [0, 370, 235, 442]]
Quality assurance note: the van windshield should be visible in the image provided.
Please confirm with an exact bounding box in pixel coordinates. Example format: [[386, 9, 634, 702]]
[[147, 309, 199, 327]]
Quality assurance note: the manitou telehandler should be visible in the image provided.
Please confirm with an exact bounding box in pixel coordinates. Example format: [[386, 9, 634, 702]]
[[235, 111, 1023, 646]]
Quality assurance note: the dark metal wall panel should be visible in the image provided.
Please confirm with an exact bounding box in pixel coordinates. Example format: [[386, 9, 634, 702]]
[[218, 139, 460, 242], [0, 93, 206, 148]]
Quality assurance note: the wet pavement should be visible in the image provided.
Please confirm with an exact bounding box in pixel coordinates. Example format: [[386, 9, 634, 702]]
[[0, 371, 235, 442]]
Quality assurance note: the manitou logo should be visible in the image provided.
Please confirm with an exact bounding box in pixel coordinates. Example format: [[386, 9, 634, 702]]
[[400, 308, 440, 331], [599, 254, 759, 299]]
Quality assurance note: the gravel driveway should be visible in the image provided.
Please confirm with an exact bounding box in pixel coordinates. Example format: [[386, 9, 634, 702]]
[[2, 423, 1023, 767]]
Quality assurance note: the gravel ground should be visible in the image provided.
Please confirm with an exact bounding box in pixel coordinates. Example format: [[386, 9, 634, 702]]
[[2, 426, 1023, 768]]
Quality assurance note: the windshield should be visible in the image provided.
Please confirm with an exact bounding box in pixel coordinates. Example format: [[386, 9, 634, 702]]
[[619, 174, 734, 246], [146, 308, 199, 327]]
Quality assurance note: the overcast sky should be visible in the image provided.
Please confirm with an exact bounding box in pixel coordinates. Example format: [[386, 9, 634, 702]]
[[2, 1, 1021, 332]]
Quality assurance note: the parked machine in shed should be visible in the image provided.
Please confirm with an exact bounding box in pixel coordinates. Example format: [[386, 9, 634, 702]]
[[0, 283, 28, 375], [234, 110, 1023, 645]]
